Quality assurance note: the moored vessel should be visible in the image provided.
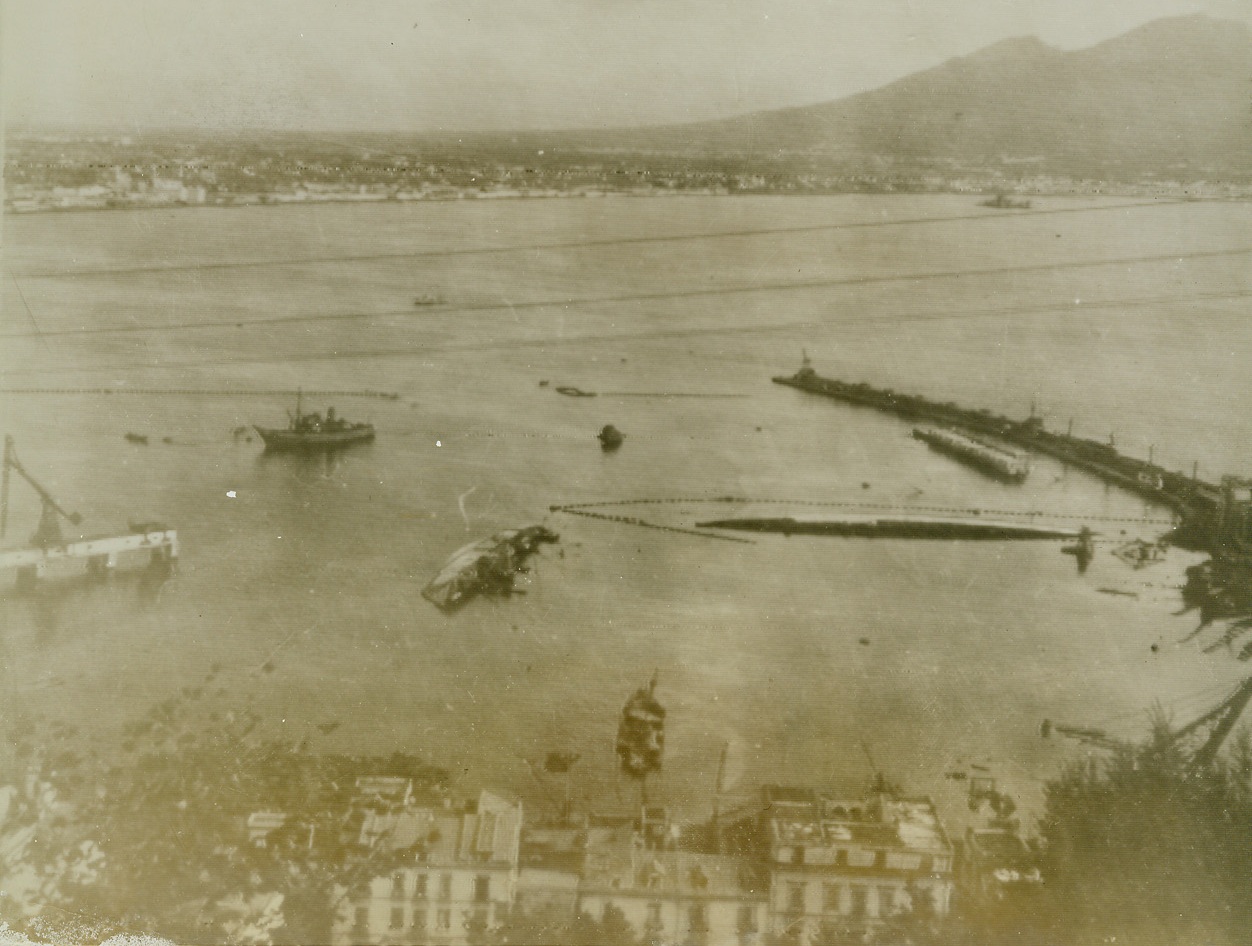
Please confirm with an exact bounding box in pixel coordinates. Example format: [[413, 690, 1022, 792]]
[[913, 426, 1030, 481], [254, 393, 375, 451]]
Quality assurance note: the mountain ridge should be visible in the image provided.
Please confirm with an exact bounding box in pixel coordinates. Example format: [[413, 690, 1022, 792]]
[[564, 14, 1252, 179]]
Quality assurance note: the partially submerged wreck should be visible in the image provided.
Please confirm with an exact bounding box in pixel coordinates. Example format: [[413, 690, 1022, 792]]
[[696, 514, 1083, 540], [421, 525, 559, 611]]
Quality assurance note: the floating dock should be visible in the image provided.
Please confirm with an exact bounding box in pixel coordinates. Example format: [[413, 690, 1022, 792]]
[[696, 514, 1081, 540], [912, 427, 1030, 481], [0, 527, 179, 589]]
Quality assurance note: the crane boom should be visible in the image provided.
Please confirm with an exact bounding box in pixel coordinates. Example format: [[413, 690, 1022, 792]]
[[1042, 675, 1252, 769], [1, 436, 82, 545], [1181, 676, 1252, 771]]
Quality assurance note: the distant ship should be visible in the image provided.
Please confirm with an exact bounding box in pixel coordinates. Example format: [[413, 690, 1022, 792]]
[[254, 393, 375, 451], [980, 193, 1032, 210]]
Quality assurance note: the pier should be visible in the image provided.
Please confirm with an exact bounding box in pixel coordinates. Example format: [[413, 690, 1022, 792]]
[[772, 362, 1249, 556]]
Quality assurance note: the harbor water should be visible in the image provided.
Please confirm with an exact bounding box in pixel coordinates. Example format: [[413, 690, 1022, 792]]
[[2, 193, 1250, 832]]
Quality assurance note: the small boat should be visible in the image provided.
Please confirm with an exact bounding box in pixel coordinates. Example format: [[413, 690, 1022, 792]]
[[598, 425, 624, 450], [254, 393, 375, 452], [413, 293, 445, 307]]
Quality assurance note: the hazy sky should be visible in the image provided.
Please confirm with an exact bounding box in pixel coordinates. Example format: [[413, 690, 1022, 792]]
[[3, 0, 1249, 132]]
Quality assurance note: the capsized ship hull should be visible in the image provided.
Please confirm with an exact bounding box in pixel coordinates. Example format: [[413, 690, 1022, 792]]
[[422, 525, 559, 610], [697, 514, 1082, 540]]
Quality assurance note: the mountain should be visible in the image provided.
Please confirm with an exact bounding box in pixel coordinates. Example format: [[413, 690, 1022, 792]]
[[587, 15, 1252, 178]]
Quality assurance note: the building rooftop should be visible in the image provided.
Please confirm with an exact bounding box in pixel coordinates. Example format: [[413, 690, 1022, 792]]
[[763, 788, 953, 859], [358, 790, 522, 867]]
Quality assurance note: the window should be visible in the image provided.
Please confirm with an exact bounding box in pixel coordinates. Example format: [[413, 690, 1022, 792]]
[[353, 905, 368, 931], [786, 881, 806, 914], [474, 875, 490, 903], [737, 904, 758, 934], [412, 909, 428, 931], [849, 886, 868, 918], [646, 902, 663, 931], [389, 906, 404, 930], [436, 909, 452, 931], [476, 811, 498, 853], [414, 874, 428, 899], [885, 852, 922, 871], [880, 887, 902, 916], [689, 904, 708, 931], [439, 873, 453, 900], [823, 883, 842, 913], [392, 872, 406, 898]]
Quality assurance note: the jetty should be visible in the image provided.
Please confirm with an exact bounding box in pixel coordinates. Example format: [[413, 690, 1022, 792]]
[[771, 357, 1250, 558]]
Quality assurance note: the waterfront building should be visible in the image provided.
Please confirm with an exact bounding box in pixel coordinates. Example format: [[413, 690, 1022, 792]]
[[577, 813, 768, 946], [957, 826, 1043, 910], [758, 786, 954, 943], [515, 823, 585, 916], [331, 790, 523, 946]]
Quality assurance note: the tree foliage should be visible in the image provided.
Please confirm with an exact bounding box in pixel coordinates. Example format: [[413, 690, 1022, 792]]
[[1036, 722, 1252, 946]]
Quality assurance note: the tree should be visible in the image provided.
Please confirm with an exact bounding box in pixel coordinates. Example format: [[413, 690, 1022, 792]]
[[1036, 720, 1252, 946]]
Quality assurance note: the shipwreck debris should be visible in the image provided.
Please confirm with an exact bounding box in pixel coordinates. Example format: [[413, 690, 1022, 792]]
[[597, 425, 625, 451], [421, 525, 560, 611], [1062, 527, 1096, 573], [697, 514, 1083, 540], [616, 674, 665, 803], [1112, 538, 1167, 569]]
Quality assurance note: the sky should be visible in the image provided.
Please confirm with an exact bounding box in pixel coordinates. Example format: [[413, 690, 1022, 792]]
[[3, 0, 1250, 132]]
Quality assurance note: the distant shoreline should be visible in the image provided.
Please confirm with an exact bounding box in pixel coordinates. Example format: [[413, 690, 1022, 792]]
[[7, 184, 1249, 218]]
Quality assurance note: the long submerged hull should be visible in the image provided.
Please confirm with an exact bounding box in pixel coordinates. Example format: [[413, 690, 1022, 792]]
[[254, 425, 375, 451], [697, 515, 1082, 540]]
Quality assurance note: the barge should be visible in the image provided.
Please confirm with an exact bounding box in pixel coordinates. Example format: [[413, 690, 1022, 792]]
[[912, 427, 1030, 481]]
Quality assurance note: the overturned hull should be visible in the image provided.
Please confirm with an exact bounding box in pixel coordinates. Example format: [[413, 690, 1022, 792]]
[[422, 525, 559, 611], [697, 514, 1081, 540]]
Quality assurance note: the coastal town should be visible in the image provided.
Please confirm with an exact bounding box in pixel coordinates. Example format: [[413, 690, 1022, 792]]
[[7, 130, 1250, 215]]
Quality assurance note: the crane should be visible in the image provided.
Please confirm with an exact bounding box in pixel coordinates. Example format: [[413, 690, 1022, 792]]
[[1041, 675, 1252, 772], [1, 436, 82, 548]]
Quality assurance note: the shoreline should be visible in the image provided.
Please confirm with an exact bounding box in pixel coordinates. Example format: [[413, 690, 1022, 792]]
[[7, 185, 1249, 219]]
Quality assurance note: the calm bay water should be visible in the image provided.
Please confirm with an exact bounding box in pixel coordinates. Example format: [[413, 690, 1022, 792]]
[[2, 194, 1250, 830]]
